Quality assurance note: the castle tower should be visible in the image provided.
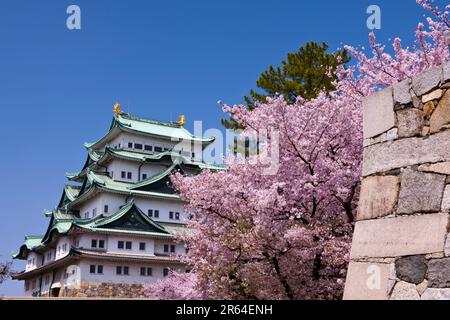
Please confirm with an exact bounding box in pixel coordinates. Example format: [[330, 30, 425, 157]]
[[12, 112, 223, 297]]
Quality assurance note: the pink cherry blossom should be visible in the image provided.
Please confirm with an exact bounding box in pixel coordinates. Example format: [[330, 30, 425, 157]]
[[145, 0, 449, 300]]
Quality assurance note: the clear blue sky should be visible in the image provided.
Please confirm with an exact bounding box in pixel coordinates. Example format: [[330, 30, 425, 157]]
[[0, 0, 431, 295]]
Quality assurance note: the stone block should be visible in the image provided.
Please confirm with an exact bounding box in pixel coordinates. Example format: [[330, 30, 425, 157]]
[[445, 236, 450, 257], [444, 61, 450, 82], [363, 87, 395, 139], [418, 161, 450, 175], [379, 128, 398, 143], [393, 79, 411, 105], [350, 213, 448, 259], [423, 101, 436, 119], [428, 258, 450, 288], [362, 130, 450, 176], [421, 288, 450, 300], [389, 281, 420, 300], [430, 89, 450, 133], [343, 262, 390, 300], [396, 109, 423, 138], [416, 280, 428, 296], [422, 89, 443, 103], [397, 170, 445, 214], [357, 176, 400, 221], [412, 65, 442, 96], [395, 255, 427, 284], [441, 186, 450, 212]]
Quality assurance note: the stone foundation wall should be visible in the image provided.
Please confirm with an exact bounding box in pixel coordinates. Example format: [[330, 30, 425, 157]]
[[62, 281, 147, 298], [344, 62, 450, 300]]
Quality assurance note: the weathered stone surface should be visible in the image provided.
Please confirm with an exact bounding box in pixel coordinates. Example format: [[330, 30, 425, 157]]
[[445, 236, 450, 257], [397, 109, 424, 138], [362, 130, 450, 176], [422, 89, 443, 103], [430, 89, 450, 133], [423, 101, 436, 119], [395, 255, 427, 284], [365, 128, 400, 147], [343, 262, 390, 300], [379, 128, 398, 143], [63, 282, 147, 298], [421, 126, 430, 136], [389, 281, 420, 300], [397, 170, 445, 214], [350, 213, 448, 259], [416, 280, 428, 296], [363, 87, 395, 139], [428, 258, 450, 288], [421, 288, 450, 300], [412, 65, 442, 96], [426, 252, 445, 259], [441, 186, 450, 212], [357, 176, 400, 221], [444, 61, 450, 82], [412, 95, 423, 109], [418, 161, 450, 175], [393, 79, 411, 105]]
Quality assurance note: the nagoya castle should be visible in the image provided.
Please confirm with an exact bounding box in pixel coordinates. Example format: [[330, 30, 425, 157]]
[[12, 104, 221, 298]]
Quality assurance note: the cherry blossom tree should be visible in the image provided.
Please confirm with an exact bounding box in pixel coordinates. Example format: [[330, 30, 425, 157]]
[[146, 0, 449, 300]]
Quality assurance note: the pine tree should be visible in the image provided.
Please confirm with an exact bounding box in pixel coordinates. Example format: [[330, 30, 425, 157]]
[[222, 42, 349, 129]]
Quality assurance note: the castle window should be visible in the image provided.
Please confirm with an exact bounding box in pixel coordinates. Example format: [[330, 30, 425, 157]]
[[164, 244, 169, 253], [169, 212, 174, 219], [47, 252, 52, 262], [62, 243, 67, 252], [90, 265, 103, 274], [140, 267, 152, 276], [142, 174, 147, 180], [125, 241, 132, 250], [104, 205, 109, 213], [92, 208, 97, 217], [127, 172, 132, 179], [175, 212, 180, 220], [84, 212, 89, 219], [148, 209, 153, 217], [121, 171, 126, 179], [154, 146, 162, 152], [118, 241, 124, 249], [128, 142, 133, 148], [134, 143, 143, 150], [139, 242, 146, 251], [163, 268, 169, 277], [116, 266, 129, 275], [170, 245, 176, 253], [91, 239, 97, 248], [99, 240, 105, 249], [154, 210, 159, 218], [144, 145, 152, 151]]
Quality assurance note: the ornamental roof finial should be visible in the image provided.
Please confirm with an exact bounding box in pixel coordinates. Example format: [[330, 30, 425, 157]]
[[176, 115, 185, 126], [113, 102, 124, 116]]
